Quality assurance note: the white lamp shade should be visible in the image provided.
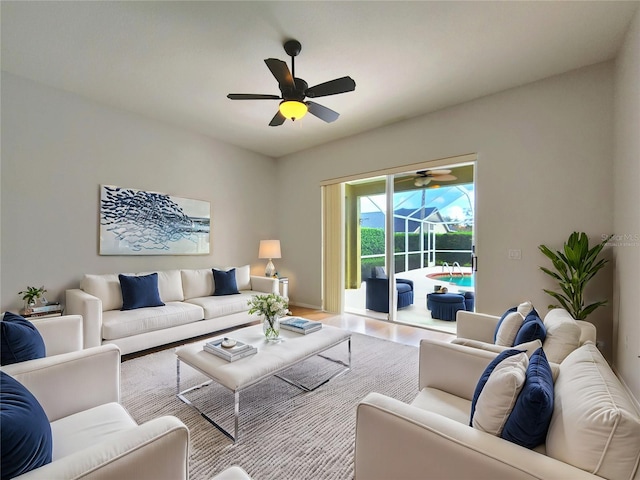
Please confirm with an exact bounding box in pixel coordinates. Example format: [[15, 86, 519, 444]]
[[258, 240, 281, 259]]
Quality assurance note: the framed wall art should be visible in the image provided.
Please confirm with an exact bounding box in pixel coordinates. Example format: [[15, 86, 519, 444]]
[[99, 185, 210, 255]]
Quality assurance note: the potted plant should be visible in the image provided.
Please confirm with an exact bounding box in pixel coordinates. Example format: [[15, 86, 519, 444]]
[[538, 232, 612, 320], [18, 285, 47, 310]]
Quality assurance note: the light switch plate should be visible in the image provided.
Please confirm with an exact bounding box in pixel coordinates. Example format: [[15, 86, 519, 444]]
[[508, 249, 522, 260]]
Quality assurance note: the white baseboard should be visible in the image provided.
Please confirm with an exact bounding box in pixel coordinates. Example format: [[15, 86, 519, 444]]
[[288, 301, 322, 310]]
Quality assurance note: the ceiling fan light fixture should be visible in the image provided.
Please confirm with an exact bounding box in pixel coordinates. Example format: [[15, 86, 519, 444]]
[[279, 100, 308, 120]]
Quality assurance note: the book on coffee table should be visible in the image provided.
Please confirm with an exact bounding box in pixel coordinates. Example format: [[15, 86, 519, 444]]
[[204, 339, 257, 362], [280, 317, 322, 335]]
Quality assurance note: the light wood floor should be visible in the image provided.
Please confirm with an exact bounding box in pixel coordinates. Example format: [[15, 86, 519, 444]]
[[289, 306, 455, 347]]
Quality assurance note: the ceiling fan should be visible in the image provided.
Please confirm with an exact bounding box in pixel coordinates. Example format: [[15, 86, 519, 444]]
[[410, 169, 457, 187], [227, 39, 356, 126]]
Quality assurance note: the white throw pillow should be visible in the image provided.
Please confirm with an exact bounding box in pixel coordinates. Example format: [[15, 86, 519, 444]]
[[517, 301, 535, 317], [495, 311, 525, 346], [542, 309, 581, 363], [472, 352, 529, 435]]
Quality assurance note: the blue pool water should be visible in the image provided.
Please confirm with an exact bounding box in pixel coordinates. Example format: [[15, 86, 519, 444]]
[[429, 274, 474, 287]]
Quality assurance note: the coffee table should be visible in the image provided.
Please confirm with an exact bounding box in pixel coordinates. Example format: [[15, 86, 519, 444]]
[[175, 323, 351, 442]]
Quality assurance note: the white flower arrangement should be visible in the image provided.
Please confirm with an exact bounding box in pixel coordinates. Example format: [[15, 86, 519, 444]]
[[247, 293, 289, 319]]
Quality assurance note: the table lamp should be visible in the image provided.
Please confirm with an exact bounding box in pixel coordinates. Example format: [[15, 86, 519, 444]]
[[258, 240, 281, 277]]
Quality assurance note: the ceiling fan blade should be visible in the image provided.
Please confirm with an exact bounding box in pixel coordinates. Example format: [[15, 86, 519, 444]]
[[432, 174, 457, 181], [269, 110, 286, 127], [306, 76, 356, 98], [227, 94, 281, 100], [430, 169, 452, 175], [264, 58, 294, 89], [307, 101, 340, 123]]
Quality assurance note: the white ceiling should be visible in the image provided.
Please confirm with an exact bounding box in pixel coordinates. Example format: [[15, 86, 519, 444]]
[[2, 1, 638, 158]]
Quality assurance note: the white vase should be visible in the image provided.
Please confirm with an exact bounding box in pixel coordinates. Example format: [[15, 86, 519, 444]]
[[263, 315, 281, 342]]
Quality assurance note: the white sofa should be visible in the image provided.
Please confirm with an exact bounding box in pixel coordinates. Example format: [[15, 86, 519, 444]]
[[1, 344, 190, 480], [354, 339, 640, 480], [66, 266, 278, 355]]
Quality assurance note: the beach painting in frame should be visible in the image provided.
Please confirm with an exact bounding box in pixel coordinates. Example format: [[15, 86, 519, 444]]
[[100, 185, 210, 255]]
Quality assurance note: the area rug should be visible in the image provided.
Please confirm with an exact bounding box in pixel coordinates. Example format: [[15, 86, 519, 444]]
[[120, 332, 419, 480]]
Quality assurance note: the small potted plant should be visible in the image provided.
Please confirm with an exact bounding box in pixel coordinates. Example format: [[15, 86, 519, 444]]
[[18, 285, 47, 312]]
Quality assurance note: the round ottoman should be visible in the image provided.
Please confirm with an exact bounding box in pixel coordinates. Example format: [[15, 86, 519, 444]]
[[427, 293, 467, 321]]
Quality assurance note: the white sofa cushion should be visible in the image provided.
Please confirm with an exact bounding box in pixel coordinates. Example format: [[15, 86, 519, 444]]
[[234, 265, 251, 291], [185, 292, 253, 320], [101, 302, 203, 340], [139, 270, 184, 302], [50, 402, 136, 460], [472, 352, 528, 436], [546, 342, 640, 479], [542, 309, 581, 363], [81, 274, 126, 312], [181, 269, 214, 300]]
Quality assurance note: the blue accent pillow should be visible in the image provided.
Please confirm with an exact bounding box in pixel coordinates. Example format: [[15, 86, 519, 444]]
[[493, 307, 517, 343], [212, 268, 240, 296], [469, 349, 523, 426], [501, 348, 554, 448], [0, 312, 46, 366], [514, 313, 547, 345], [119, 273, 165, 311], [0, 371, 52, 478]]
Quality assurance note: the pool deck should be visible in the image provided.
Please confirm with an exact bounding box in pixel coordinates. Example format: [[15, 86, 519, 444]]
[[345, 266, 474, 334]]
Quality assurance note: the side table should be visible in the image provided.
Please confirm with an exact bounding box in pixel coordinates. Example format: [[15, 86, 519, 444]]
[[278, 277, 289, 300]]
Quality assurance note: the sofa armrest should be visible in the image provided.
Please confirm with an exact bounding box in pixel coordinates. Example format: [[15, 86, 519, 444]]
[[31, 315, 83, 356], [456, 311, 500, 343], [418, 339, 495, 400], [66, 288, 103, 348], [1, 345, 120, 422], [249, 276, 279, 294], [15, 416, 189, 480], [355, 392, 597, 480]]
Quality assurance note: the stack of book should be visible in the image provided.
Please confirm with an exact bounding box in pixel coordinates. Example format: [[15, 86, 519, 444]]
[[280, 317, 322, 335], [203, 338, 257, 362], [21, 303, 64, 318]]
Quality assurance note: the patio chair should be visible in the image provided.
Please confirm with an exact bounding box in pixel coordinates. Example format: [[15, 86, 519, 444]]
[[365, 267, 414, 313]]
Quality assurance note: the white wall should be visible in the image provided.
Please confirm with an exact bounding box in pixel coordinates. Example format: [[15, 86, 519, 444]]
[[613, 8, 640, 401], [1, 73, 278, 312], [277, 62, 616, 358]]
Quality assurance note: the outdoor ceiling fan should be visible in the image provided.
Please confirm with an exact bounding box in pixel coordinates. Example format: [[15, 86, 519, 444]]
[[227, 39, 356, 126], [410, 170, 457, 187]]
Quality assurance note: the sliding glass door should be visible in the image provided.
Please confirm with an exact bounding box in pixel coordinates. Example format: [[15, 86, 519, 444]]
[[328, 155, 476, 333]]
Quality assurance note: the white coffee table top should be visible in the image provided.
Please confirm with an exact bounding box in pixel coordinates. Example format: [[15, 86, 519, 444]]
[[175, 323, 350, 391]]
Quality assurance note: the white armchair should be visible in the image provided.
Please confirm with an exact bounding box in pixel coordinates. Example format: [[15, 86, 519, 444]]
[[354, 338, 640, 480], [1, 344, 190, 480], [454, 308, 596, 363]]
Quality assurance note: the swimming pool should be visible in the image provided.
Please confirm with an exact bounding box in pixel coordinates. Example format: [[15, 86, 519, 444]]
[[427, 273, 475, 288]]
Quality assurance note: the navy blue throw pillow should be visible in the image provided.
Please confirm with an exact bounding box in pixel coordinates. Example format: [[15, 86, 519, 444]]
[[469, 349, 523, 426], [0, 371, 52, 479], [514, 313, 547, 345], [493, 307, 517, 343], [0, 312, 46, 366], [212, 268, 240, 296], [119, 273, 165, 311], [501, 348, 554, 448]]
